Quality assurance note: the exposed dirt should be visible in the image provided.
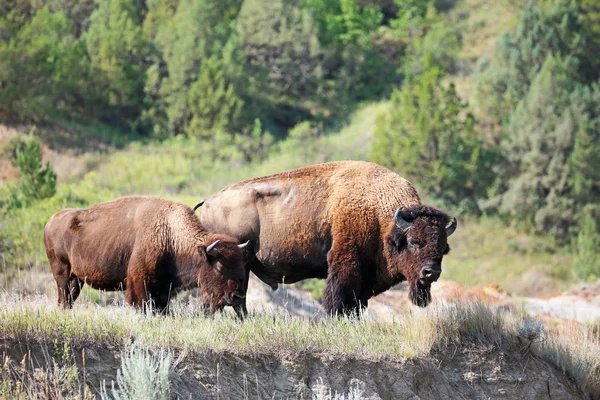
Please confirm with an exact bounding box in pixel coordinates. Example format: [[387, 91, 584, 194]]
[[0, 337, 581, 399]]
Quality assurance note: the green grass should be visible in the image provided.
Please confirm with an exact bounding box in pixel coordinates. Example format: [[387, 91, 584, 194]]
[[443, 216, 574, 296]]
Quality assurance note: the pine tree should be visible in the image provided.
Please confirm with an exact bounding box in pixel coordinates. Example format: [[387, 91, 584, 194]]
[[7, 133, 57, 208], [86, 0, 149, 127], [153, 0, 243, 135], [372, 67, 492, 212], [186, 57, 244, 138]]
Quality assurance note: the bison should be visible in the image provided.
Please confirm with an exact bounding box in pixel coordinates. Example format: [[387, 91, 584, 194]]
[[44, 196, 249, 316], [198, 161, 457, 316]]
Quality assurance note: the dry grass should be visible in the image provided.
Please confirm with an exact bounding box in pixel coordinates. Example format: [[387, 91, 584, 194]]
[[536, 320, 600, 398], [1, 294, 599, 397], [0, 294, 510, 362]]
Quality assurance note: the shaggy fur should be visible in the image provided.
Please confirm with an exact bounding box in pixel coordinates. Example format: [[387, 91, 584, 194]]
[[44, 196, 247, 316], [200, 161, 457, 316]]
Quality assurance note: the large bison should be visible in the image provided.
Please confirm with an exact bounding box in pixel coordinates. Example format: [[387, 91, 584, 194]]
[[44, 196, 249, 316], [198, 161, 457, 316]]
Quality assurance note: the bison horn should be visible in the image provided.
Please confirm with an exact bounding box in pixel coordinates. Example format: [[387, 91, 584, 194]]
[[238, 240, 250, 249], [206, 239, 221, 256], [394, 206, 413, 232], [193, 200, 205, 212], [446, 217, 457, 236]]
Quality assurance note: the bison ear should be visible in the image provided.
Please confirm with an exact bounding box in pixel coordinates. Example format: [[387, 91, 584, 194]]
[[394, 206, 413, 233]]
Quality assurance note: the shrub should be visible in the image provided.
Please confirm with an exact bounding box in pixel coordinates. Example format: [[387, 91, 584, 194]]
[[5, 131, 57, 209], [372, 67, 494, 213], [572, 205, 600, 282], [101, 344, 173, 400]]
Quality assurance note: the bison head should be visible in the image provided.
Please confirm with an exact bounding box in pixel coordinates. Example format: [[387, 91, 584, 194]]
[[198, 235, 249, 316], [387, 204, 457, 308]]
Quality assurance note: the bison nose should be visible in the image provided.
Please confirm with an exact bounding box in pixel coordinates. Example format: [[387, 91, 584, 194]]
[[420, 266, 441, 284]]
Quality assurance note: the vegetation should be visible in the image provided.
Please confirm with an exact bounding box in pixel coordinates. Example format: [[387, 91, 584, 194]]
[[0, 297, 598, 397]]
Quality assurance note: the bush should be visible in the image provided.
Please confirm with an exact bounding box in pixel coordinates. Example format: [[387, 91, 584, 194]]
[[372, 67, 494, 213], [5, 131, 57, 209], [572, 205, 600, 282], [101, 344, 173, 400]]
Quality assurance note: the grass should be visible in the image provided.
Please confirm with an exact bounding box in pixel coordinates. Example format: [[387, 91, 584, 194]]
[[443, 216, 574, 296], [0, 295, 508, 361], [0, 295, 598, 397]]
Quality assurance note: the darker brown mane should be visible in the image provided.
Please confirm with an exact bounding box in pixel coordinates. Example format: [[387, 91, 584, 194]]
[[398, 204, 452, 224]]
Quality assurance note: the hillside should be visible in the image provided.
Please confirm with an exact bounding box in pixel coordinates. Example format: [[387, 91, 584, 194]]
[[1, 0, 600, 398]]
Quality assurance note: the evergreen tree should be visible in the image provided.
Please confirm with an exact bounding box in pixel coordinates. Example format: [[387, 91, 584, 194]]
[[0, 7, 89, 119], [152, 0, 243, 135], [7, 133, 57, 208], [186, 57, 244, 138], [373, 67, 492, 212], [474, 0, 588, 130], [237, 0, 323, 106], [86, 0, 149, 128]]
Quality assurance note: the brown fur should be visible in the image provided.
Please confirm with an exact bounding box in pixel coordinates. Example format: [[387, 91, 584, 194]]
[[44, 196, 247, 316], [200, 161, 457, 316]]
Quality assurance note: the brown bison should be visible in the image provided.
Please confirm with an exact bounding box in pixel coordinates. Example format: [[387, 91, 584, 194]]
[[198, 161, 457, 316], [44, 196, 249, 316]]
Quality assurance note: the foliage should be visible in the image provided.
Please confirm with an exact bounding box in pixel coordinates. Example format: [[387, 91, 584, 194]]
[[86, 0, 149, 129], [4, 131, 57, 209], [0, 7, 89, 119], [149, 0, 244, 136], [474, 0, 590, 130], [572, 205, 600, 282], [185, 56, 245, 138], [474, 0, 600, 245], [373, 67, 493, 212]]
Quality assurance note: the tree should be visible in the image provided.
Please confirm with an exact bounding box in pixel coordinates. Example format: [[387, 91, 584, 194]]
[[152, 0, 243, 136], [86, 0, 149, 128], [0, 8, 89, 120], [474, 0, 588, 130], [6, 132, 57, 208], [186, 57, 244, 138], [237, 0, 323, 106], [373, 67, 493, 212]]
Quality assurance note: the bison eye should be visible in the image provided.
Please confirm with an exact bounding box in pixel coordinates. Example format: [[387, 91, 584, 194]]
[[444, 244, 451, 255]]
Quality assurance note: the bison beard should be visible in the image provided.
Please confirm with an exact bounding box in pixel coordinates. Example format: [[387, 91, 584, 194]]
[[410, 282, 432, 307]]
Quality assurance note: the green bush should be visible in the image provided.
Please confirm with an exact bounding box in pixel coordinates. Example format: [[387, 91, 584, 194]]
[[572, 205, 600, 282], [372, 67, 494, 213], [5, 132, 57, 209]]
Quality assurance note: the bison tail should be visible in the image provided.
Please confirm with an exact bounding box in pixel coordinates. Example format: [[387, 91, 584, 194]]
[[193, 200, 205, 211]]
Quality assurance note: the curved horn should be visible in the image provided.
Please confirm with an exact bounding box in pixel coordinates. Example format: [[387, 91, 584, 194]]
[[446, 217, 457, 236], [193, 200, 205, 212], [394, 206, 413, 232], [206, 239, 221, 256], [238, 240, 250, 249]]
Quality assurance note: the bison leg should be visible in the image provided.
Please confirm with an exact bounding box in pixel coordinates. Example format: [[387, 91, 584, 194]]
[[323, 247, 364, 317], [125, 261, 150, 311], [68, 276, 84, 305], [49, 255, 74, 309]]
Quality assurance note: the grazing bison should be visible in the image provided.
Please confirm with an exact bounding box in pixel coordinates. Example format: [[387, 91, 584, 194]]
[[198, 161, 457, 316], [44, 196, 249, 316]]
